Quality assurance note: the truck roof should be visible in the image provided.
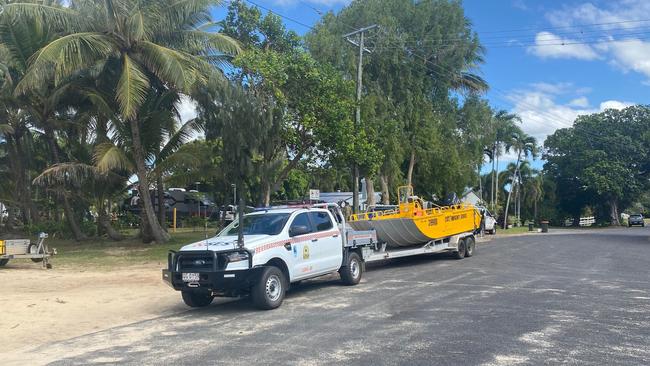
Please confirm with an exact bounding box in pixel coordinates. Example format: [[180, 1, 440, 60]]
[[250, 206, 329, 215]]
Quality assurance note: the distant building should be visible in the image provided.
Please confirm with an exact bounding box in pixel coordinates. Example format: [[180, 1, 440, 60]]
[[461, 189, 483, 206], [318, 179, 381, 211]]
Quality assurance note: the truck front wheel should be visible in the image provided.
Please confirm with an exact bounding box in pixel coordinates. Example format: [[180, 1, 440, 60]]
[[181, 290, 214, 308], [252, 266, 286, 310], [340, 252, 363, 286]]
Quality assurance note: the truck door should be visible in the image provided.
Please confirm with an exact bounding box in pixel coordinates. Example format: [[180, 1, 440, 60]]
[[308, 211, 342, 273], [289, 212, 317, 279]]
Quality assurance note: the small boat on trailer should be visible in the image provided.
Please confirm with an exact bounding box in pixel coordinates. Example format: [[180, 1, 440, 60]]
[[348, 186, 481, 248]]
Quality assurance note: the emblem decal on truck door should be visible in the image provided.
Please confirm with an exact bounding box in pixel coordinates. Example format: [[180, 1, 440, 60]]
[[303, 245, 310, 259]]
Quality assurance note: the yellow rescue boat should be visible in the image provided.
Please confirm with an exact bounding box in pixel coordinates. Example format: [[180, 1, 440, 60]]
[[348, 186, 481, 247]]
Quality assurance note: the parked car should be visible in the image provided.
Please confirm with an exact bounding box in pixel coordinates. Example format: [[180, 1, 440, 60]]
[[628, 214, 645, 227], [478, 207, 497, 234]]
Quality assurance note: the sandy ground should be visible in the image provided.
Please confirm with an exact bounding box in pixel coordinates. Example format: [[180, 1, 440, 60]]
[[0, 261, 186, 355], [1, 237, 493, 360]]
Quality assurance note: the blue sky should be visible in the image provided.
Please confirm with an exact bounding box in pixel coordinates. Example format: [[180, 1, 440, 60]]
[[203, 0, 650, 170]]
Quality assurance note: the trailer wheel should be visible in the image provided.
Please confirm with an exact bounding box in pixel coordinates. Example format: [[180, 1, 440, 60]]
[[340, 252, 363, 286], [181, 290, 214, 308], [465, 237, 475, 257], [252, 266, 286, 310], [454, 239, 466, 259], [0, 259, 9, 267], [27, 243, 44, 263]]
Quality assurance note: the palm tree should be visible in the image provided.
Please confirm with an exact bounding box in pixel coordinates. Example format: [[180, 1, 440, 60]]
[[502, 131, 537, 229], [8, 0, 239, 242], [0, 3, 92, 238], [492, 110, 522, 214], [524, 171, 544, 224]]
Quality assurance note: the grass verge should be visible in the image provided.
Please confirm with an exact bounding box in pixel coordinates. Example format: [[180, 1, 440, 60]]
[[41, 228, 211, 269]]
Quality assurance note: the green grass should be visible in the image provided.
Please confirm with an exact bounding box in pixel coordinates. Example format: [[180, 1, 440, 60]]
[[498, 226, 534, 235], [45, 228, 212, 269]]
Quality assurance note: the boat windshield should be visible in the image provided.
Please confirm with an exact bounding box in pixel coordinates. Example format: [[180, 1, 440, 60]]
[[220, 213, 290, 236]]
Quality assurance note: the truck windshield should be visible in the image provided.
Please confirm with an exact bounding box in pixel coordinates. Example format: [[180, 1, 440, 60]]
[[220, 213, 290, 236]]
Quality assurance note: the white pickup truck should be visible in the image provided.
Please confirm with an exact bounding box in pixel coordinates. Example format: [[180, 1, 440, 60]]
[[163, 204, 477, 310]]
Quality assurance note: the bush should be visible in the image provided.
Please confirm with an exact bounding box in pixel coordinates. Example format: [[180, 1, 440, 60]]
[[183, 216, 206, 228], [26, 221, 70, 239]]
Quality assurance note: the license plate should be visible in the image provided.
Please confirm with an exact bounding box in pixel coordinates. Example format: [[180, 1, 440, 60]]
[[182, 273, 200, 282]]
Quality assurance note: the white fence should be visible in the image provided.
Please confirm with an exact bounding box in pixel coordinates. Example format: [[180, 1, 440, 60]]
[[564, 216, 595, 227]]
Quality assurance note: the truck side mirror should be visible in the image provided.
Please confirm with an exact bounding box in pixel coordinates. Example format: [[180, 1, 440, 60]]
[[289, 225, 310, 237]]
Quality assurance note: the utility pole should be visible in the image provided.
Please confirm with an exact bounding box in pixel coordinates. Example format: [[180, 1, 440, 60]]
[[344, 24, 377, 214]]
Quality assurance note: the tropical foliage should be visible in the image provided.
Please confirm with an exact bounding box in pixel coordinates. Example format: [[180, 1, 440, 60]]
[[2, 0, 648, 244]]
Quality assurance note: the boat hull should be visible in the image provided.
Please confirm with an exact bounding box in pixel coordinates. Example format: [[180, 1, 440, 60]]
[[349, 206, 480, 247]]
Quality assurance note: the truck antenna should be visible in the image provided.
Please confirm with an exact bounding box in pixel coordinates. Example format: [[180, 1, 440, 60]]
[[237, 196, 245, 248]]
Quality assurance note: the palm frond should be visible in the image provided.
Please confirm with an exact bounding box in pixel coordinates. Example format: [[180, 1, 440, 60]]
[[453, 72, 488, 94], [181, 30, 240, 57], [156, 116, 202, 164], [116, 54, 149, 120], [152, 149, 202, 176], [15, 32, 117, 94], [0, 123, 15, 135], [94, 142, 134, 172], [136, 40, 196, 91], [33, 162, 98, 186], [1, 3, 77, 30]]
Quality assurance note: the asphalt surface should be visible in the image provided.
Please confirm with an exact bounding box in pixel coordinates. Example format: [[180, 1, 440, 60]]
[[11, 228, 650, 365]]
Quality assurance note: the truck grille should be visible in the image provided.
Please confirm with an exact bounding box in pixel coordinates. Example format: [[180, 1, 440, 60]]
[[175, 251, 227, 272]]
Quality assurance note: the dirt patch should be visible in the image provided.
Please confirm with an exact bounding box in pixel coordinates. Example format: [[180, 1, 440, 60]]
[[0, 261, 186, 355]]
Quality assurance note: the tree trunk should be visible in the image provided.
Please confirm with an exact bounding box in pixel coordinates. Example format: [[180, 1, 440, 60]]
[[502, 152, 521, 229], [98, 211, 123, 241], [365, 177, 376, 207], [495, 148, 500, 211], [477, 164, 482, 202], [609, 199, 621, 226], [130, 118, 170, 243], [6, 206, 16, 229], [260, 180, 271, 207], [156, 176, 166, 230], [9, 136, 40, 225], [269, 146, 309, 196], [380, 174, 390, 204], [491, 144, 496, 210], [406, 149, 416, 186], [43, 127, 87, 241]]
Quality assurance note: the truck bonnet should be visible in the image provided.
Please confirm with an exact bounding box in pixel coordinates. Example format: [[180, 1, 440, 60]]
[[180, 234, 273, 252]]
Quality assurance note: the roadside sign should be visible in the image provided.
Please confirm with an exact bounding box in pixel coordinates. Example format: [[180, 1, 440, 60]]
[[309, 189, 320, 200]]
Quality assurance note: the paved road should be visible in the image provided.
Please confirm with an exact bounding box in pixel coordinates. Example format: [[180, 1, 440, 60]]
[[11, 228, 650, 365]]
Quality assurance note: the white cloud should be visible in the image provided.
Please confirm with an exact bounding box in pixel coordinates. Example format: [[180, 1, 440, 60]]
[[546, 1, 650, 30], [568, 96, 589, 108], [506, 83, 634, 147], [530, 81, 574, 95], [527, 31, 600, 60], [176, 95, 204, 140], [512, 0, 527, 11], [176, 95, 198, 123], [532, 1, 650, 82], [599, 100, 634, 110], [600, 39, 650, 80]]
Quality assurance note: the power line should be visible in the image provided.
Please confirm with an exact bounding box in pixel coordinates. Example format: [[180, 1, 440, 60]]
[[475, 18, 650, 34], [235, 1, 639, 150], [384, 24, 650, 44], [242, 0, 315, 30]]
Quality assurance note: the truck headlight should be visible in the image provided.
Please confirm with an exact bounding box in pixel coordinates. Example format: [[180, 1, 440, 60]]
[[226, 251, 249, 263]]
